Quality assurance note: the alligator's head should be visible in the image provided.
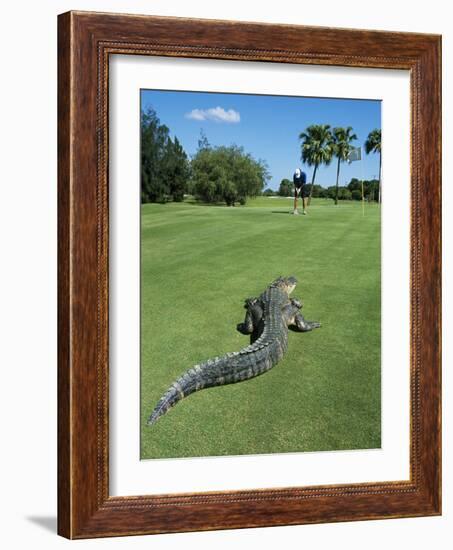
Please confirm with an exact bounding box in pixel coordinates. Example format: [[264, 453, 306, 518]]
[[270, 276, 298, 295]]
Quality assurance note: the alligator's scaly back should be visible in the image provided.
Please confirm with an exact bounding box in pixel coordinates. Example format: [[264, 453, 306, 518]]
[[147, 276, 320, 425]]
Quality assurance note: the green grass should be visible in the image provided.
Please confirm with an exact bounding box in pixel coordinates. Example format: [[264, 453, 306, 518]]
[[140, 197, 381, 459]]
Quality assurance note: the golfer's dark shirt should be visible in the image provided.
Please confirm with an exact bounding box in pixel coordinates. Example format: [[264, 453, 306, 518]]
[[293, 172, 306, 189]]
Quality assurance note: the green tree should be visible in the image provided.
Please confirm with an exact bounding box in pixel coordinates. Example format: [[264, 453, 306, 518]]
[[160, 136, 190, 202], [263, 188, 275, 196], [347, 178, 362, 193], [365, 179, 379, 202], [365, 129, 382, 203], [191, 143, 269, 206], [327, 186, 337, 200], [141, 107, 190, 203], [299, 124, 334, 205], [337, 187, 352, 200], [278, 178, 293, 197], [328, 186, 352, 201], [311, 184, 328, 198], [347, 177, 380, 202], [332, 126, 357, 205], [197, 129, 210, 152], [141, 107, 170, 203]]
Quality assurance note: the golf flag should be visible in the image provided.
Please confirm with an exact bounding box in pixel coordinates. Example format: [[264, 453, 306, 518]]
[[347, 146, 362, 163]]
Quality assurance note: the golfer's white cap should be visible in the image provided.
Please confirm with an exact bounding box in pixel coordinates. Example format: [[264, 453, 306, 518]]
[[295, 168, 301, 177]]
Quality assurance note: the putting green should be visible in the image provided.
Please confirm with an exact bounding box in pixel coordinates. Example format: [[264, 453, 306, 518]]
[[140, 197, 381, 459]]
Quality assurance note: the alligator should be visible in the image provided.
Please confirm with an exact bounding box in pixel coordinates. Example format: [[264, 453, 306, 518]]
[[147, 276, 321, 425]]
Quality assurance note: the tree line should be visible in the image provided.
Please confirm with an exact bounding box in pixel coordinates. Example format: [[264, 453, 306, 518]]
[[142, 106, 381, 205], [297, 124, 381, 204], [141, 108, 190, 203], [141, 107, 269, 205], [265, 177, 380, 202]]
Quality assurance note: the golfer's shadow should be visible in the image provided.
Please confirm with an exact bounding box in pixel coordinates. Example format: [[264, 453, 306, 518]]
[[271, 210, 293, 214]]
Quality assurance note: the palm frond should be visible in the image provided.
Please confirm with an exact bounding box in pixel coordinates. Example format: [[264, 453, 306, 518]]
[[364, 128, 381, 155], [299, 124, 333, 167]]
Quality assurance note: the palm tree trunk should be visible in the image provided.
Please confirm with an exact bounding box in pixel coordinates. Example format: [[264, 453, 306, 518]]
[[308, 164, 318, 206], [378, 151, 382, 204], [334, 157, 341, 205]]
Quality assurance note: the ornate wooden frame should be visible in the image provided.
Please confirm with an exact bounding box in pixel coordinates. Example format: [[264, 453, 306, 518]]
[[58, 11, 441, 539]]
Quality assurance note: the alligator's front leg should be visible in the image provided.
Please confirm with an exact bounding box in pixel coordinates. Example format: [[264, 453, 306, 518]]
[[294, 313, 321, 332], [283, 298, 321, 332], [237, 297, 263, 335], [282, 297, 303, 324]]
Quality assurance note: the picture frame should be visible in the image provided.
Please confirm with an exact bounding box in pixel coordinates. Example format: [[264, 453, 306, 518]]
[[57, 10, 441, 539]]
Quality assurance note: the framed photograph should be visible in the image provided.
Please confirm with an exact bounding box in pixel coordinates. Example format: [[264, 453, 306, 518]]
[[58, 11, 441, 538]]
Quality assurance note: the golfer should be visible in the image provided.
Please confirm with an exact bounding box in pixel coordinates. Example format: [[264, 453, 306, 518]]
[[293, 168, 308, 215]]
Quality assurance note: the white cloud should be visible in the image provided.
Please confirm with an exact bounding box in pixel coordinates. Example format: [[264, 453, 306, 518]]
[[185, 106, 240, 123]]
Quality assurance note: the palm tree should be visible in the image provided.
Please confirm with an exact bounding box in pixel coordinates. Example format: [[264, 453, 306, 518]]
[[365, 129, 382, 203], [299, 124, 333, 205], [332, 126, 357, 205]]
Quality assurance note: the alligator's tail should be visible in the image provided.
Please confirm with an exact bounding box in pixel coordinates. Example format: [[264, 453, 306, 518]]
[[147, 354, 238, 425], [146, 332, 287, 425]]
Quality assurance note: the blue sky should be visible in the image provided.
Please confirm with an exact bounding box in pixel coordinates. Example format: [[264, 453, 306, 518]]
[[141, 89, 381, 190]]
